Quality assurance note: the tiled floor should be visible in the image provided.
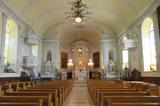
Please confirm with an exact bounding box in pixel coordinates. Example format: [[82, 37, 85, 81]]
[[63, 80, 95, 106]]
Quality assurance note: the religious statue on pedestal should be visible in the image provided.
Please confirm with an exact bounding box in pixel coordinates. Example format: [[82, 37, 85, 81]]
[[44, 60, 52, 72], [109, 60, 116, 72], [44, 50, 53, 72]]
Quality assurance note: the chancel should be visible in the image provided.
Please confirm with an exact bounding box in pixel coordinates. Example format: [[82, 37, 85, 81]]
[[0, 0, 160, 106]]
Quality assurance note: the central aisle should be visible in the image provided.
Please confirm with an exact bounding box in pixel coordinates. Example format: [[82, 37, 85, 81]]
[[63, 80, 95, 106]]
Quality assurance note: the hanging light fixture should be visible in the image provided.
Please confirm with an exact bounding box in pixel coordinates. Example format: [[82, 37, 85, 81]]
[[65, 0, 92, 23]]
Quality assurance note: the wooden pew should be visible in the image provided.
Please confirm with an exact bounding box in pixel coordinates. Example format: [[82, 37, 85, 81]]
[[110, 103, 160, 106], [0, 85, 4, 96], [19, 89, 61, 106], [0, 96, 49, 106], [0, 79, 73, 106], [31, 85, 63, 105], [0, 102, 42, 106], [101, 96, 160, 106], [5, 92, 55, 106], [96, 89, 138, 106], [34, 80, 72, 102], [1, 81, 37, 93], [0, 98, 43, 106], [98, 91, 149, 106]]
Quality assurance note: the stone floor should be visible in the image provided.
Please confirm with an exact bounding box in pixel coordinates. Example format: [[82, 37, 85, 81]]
[[63, 80, 95, 106]]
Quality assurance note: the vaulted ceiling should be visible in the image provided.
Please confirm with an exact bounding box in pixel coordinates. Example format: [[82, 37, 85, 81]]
[[1, 0, 154, 44]]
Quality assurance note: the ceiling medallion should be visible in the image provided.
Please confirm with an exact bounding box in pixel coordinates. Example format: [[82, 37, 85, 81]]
[[65, 0, 93, 23]]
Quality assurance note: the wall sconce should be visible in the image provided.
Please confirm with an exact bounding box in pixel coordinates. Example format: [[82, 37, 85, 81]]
[[88, 59, 93, 66], [68, 59, 73, 67]]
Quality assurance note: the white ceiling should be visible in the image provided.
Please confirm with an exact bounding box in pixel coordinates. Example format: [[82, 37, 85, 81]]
[[1, 0, 154, 44]]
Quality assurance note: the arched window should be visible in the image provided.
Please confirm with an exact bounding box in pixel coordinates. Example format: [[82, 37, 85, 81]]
[[122, 49, 128, 68], [32, 45, 38, 57], [142, 17, 157, 72], [4, 19, 18, 72], [4, 23, 10, 64]]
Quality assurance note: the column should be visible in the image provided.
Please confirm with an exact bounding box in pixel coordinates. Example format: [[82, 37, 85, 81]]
[[55, 40, 60, 69], [100, 40, 109, 73], [16, 25, 23, 74], [0, 13, 7, 73]]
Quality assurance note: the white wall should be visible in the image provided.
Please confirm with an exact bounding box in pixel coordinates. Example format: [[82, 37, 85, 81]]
[[0, 2, 42, 77], [100, 39, 118, 72], [42, 38, 60, 72], [118, 1, 160, 77]]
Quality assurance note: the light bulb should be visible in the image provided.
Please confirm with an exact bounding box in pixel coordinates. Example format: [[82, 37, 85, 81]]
[[75, 17, 82, 23]]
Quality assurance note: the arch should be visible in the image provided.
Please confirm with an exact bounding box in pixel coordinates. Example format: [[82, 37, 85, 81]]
[[37, 15, 122, 34], [141, 17, 157, 72], [33, 7, 127, 26]]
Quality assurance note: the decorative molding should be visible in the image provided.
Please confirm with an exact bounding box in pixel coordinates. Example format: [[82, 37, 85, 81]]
[[118, 0, 160, 37], [100, 38, 118, 43], [43, 38, 59, 43], [101, 35, 117, 39], [0, 0, 40, 36], [0, 0, 26, 27]]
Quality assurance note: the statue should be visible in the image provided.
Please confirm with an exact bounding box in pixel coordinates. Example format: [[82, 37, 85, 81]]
[[109, 60, 116, 72], [47, 50, 52, 62], [44, 50, 53, 72], [44, 60, 52, 72]]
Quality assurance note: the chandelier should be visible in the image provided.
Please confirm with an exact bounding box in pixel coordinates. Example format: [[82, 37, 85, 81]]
[[72, 47, 88, 53], [65, 0, 92, 23]]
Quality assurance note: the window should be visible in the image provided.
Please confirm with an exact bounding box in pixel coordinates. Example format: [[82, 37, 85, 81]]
[[142, 17, 157, 72], [4, 23, 11, 64], [122, 50, 128, 68], [32, 45, 38, 57], [4, 19, 18, 72]]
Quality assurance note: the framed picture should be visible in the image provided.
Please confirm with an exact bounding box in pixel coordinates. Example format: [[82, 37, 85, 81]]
[[61, 51, 68, 68], [93, 52, 100, 68]]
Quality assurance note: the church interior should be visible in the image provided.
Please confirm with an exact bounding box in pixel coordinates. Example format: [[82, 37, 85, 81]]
[[0, 0, 160, 106]]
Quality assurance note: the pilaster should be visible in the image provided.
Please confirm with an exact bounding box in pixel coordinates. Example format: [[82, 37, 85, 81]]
[[0, 12, 8, 73]]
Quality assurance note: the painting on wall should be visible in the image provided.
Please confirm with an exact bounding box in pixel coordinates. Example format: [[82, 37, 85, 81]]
[[61, 51, 68, 68], [93, 52, 100, 68]]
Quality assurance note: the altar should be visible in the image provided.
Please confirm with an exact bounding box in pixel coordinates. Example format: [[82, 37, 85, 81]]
[[74, 70, 87, 80]]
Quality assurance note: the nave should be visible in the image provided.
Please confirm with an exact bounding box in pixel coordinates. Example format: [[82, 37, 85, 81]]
[[63, 80, 94, 106], [0, 79, 160, 106], [1, 0, 160, 105]]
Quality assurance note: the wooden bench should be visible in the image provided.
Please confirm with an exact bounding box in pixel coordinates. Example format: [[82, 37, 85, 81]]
[[96, 89, 138, 106], [0, 102, 42, 106], [101, 96, 160, 106], [5, 92, 55, 106], [19, 89, 62, 106], [110, 103, 160, 106], [0, 96, 50, 106], [31, 86, 63, 104], [0, 98, 43, 106]]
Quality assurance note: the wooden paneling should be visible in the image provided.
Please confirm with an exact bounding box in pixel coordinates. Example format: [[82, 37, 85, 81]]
[[0, 77, 20, 84], [142, 77, 160, 85]]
